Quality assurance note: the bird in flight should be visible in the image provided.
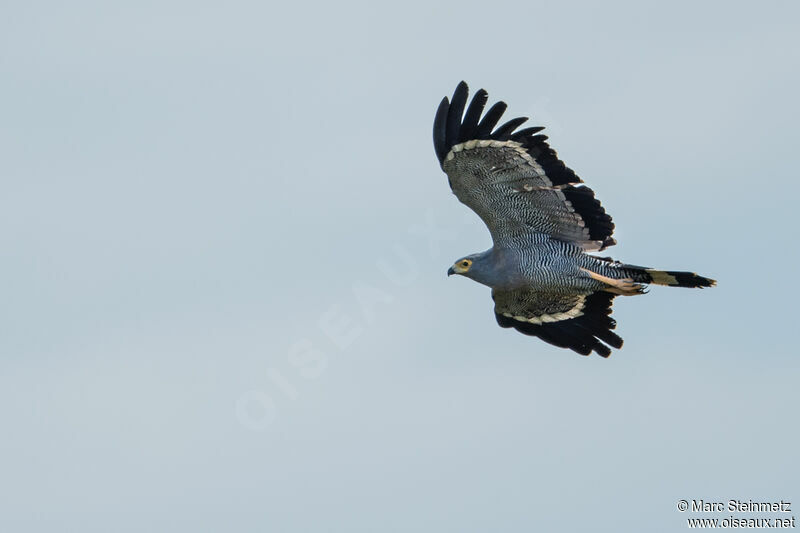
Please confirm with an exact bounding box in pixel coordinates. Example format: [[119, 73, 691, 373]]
[[433, 81, 715, 357]]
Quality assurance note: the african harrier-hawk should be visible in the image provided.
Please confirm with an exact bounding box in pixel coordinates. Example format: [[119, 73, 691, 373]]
[[434, 81, 715, 357]]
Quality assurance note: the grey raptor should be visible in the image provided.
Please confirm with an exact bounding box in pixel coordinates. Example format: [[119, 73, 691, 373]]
[[434, 81, 715, 357]]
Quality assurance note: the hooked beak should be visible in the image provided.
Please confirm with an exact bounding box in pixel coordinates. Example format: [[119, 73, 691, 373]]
[[447, 266, 455, 277]]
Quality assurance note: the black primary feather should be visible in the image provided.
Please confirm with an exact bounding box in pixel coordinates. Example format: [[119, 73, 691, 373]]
[[492, 117, 529, 140], [458, 89, 488, 143], [510, 126, 545, 140], [475, 101, 507, 139], [445, 81, 468, 150], [432, 97, 450, 166]]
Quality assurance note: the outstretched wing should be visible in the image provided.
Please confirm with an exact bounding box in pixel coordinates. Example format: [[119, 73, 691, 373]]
[[492, 289, 623, 357], [434, 81, 615, 251]]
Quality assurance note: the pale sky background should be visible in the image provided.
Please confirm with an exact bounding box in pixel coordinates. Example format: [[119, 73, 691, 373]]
[[2, 1, 798, 531]]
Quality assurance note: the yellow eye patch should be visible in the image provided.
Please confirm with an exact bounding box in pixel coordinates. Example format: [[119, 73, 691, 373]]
[[455, 259, 472, 271]]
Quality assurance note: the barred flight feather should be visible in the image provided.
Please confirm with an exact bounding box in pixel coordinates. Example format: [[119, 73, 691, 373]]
[[434, 81, 616, 252]]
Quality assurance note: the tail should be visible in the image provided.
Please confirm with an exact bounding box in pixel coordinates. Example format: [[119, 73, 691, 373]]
[[589, 257, 716, 290], [639, 268, 716, 288]]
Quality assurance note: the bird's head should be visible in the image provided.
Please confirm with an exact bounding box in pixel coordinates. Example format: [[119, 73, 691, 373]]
[[447, 255, 477, 277], [447, 250, 512, 289]]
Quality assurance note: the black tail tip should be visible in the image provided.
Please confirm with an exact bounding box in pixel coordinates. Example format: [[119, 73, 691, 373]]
[[671, 271, 717, 288], [644, 269, 716, 288]]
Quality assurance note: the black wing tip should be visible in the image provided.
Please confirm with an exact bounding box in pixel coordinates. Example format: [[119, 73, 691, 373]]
[[444, 81, 469, 150], [433, 96, 450, 166], [433, 81, 541, 165], [495, 292, 622, 358], [492, 116, 529, 141], [458, 88, 489, 144]]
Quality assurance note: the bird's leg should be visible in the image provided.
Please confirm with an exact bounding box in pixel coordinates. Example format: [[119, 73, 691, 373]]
[[579, 268, 646, 296]]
